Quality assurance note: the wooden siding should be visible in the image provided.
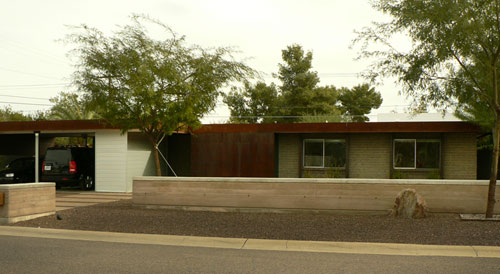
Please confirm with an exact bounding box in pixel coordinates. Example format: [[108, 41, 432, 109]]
[[191, 132, 275, 177]]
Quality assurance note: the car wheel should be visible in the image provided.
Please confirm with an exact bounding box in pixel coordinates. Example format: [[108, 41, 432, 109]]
[[81, 175, 94, 191]]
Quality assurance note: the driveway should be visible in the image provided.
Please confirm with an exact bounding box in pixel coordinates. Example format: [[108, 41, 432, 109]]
[[56, 191, 132, 211]]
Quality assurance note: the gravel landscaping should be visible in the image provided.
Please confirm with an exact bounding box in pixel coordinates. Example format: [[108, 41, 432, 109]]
[[6, 199, 500, 246]]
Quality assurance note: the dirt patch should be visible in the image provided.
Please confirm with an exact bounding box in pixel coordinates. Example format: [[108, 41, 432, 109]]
[[5, 200, 500, 246]]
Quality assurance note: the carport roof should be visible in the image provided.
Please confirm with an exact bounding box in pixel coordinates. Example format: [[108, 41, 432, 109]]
[[0, 120, 118, 132]]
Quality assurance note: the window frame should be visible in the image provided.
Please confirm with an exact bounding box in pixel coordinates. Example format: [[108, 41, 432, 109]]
[[393, 139, 441, 170], [303, 138, 346, 169]]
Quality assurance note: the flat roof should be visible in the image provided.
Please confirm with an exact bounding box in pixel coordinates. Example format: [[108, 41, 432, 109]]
[[193, 121, 484, 134], [0, 120, 118, 133], [0, 120, 484, 134]]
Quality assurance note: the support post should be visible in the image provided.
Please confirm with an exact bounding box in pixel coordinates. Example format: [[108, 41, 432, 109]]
[[35, 132, 39, 183]]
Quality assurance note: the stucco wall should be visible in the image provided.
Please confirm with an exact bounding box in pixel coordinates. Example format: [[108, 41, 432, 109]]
[[442, 133, 477, 179], [278, 134, 300, 178], [126, 132, 156, 192], [348, 133, 392, 179]]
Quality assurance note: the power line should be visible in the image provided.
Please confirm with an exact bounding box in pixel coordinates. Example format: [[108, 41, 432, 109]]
[[0, 101, 53, 106], [0, 94, 51, 101], [0, 86, 68, 91], [260, 72, 361, 78], [0, 66, 63, 80], [203, 114, 377, 119], [1, 40, 69, 65], [0, 83, 69, 88]]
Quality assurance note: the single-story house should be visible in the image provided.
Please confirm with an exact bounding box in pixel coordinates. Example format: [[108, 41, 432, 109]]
[[0, 120, 483, 192]]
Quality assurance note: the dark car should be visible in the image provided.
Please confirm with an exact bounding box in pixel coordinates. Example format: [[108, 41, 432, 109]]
[[41, 147, 95, 190], [0, 157, 36, 184]]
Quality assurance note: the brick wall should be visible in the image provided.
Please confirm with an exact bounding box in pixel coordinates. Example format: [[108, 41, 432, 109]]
[[349, 134, 392, 179], [278, 134, 300, 178], [443, 133, 477, 179]]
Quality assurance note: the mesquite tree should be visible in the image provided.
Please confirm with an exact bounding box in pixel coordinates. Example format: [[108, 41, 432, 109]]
[[67, 15, 255, 175], [354, 0, 500, 217]]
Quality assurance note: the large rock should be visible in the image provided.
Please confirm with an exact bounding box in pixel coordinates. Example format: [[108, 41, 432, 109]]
[[391, 188, 427, 218]]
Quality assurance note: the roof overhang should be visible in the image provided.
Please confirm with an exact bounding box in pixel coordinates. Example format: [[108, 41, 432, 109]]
[[0, 120, 484, 134], [0, 120, 118, 134], [193, 121, 484, 134]]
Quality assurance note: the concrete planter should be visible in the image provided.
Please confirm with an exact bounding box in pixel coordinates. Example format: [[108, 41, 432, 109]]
[[133, 177, 500, 214], [0, 183, 56, 223]]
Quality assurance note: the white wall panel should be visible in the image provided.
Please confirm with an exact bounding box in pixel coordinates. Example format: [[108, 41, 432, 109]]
[[95, 130, 128, 192]]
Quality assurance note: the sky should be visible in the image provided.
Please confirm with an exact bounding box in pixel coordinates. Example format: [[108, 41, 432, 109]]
[[0, 0, 411, 122]]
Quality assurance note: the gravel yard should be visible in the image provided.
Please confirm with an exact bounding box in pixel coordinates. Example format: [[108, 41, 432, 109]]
[[6, 199, 500, 246]]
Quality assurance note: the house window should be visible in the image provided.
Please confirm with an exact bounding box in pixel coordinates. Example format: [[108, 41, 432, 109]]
[[304, 139, 346, 168], [393, 139, 440, 169]]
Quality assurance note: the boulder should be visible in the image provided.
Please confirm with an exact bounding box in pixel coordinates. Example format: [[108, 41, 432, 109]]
[[391, 188, 427, 218]]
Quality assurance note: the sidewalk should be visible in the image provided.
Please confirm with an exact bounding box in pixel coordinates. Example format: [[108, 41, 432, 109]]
[[1, 226, 500, 258]]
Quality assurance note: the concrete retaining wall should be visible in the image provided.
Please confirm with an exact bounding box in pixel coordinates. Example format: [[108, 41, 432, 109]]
[[133, 177, 500, 214], [0, 183, 55, 223]]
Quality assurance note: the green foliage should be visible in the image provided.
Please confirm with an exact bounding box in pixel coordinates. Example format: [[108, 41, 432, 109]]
[[426, 170, 441, 180], [278, 44, 321, 120], [391, 170, 408, 179], [48, 92, 98, 120], [302, 170, 313, 178], [354, 0, 499, 123], [223, 81, 279, 123], [325, 168, 343, 178], [338, 84, 382, 122], [0, 106, 31, 121], [355, 0, 500, 216], [225, 44, 382, 123], [66, 15, 255, 175]]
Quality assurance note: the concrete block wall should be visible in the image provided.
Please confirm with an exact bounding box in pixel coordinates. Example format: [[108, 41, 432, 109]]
[[442, 133, 477, 180], [277, 132, 477, 180], [348, 134, 392, 179], [278, 134, 301, 178], [0, 183, 55, 223]]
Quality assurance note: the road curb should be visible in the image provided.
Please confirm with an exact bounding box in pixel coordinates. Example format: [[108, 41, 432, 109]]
[[1, 226, 499, 258]]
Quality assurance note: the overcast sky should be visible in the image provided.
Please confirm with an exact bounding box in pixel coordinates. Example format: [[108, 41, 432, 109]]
[[0, 0, 410, 122]]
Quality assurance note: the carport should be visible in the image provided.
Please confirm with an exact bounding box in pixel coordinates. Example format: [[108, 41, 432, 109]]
[[0, 120, 147, 192]]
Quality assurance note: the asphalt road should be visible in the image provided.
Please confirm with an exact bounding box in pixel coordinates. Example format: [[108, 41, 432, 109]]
[[1, 235, 500, 274]]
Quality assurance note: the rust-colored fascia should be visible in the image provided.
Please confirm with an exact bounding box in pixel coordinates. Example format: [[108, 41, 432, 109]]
[[0, 120, 119, 132], [193, 122, 484, 134]]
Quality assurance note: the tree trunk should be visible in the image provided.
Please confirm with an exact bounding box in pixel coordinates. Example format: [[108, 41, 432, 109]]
[[151, 139, 162, 176], [486, 119, 500, 218]]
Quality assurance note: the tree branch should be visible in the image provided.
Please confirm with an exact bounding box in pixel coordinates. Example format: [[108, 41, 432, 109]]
[[449, 47, 492, 103]]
